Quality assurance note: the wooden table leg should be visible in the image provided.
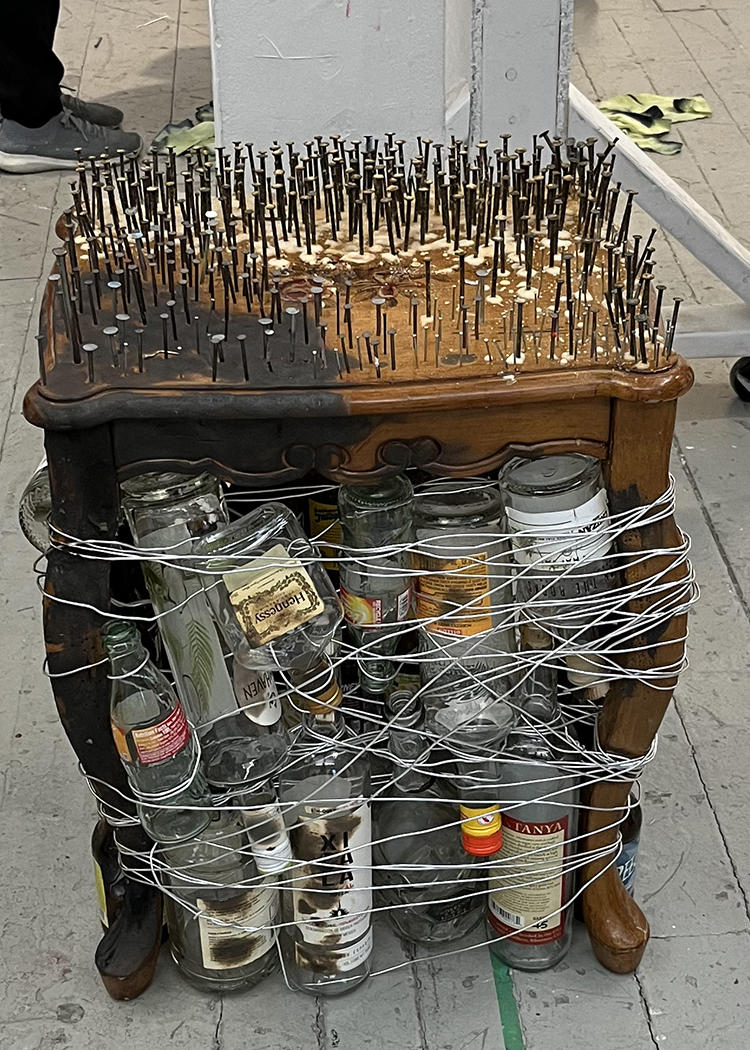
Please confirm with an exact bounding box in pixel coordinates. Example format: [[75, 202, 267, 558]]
[[44, 427, 162, 999], [581, 399, 692, 972]]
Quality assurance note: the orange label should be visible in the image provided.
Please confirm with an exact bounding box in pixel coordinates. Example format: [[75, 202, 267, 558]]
[[415, 552, 492, 636], [131, 706, 190, 765], [111, 723, 131, 763]]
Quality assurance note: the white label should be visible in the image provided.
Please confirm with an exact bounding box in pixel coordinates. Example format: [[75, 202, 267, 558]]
[[291, 802, 372, 947], [196, 887, 278, 969], [488, 814, 568, 945], [224, 543, 324, 645], [295, 925, 373, 973], [505, 490, 611, 566], [233, 665, 281, 726]]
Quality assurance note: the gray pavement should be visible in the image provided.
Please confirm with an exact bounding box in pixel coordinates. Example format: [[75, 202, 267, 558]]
[[1, 1, 750, 1047]]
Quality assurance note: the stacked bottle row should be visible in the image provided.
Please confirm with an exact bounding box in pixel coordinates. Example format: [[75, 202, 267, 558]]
[[98, 452, 635, 996]]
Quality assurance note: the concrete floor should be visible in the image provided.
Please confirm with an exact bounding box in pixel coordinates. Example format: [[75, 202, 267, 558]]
[[1, 1, 750, 1047]]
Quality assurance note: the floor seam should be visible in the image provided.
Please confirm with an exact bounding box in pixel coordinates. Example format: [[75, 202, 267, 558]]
[[673, 433, 750, 627], [672, 694, 750, 923]]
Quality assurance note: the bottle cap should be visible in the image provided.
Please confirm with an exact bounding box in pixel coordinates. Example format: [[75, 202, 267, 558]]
[[252, 836, 293, 874], [460, 805, 502, 856]]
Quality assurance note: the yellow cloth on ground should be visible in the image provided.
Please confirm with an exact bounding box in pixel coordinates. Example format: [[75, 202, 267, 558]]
[[597, 93, 712, 155]]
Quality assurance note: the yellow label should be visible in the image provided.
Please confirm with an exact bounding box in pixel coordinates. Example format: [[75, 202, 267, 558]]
[[415, 552, 492, 636], [308, 499, 342, 567], [93, 858, 108, 927], [111, 723, 130, 763], [225, 543, 324, 645]]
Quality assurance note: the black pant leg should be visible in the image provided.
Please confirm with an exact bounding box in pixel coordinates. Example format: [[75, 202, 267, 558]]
[[0, 0, 64, 127]]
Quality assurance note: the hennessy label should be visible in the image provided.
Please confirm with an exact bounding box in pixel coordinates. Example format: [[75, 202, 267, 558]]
[[225, 543, 324, 645]]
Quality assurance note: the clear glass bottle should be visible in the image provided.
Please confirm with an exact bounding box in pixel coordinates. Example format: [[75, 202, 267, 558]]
[[194, 501, 342, 679], [338, 476, 415, 695], [278, 667, 372, 996], [374, 692, 485, 944], [102, 620, 212, 844], [161, 812, 280, 992], [120, 472, 236, 730], [193, 502, 343, 785], [414, 479, 517, 719], [487, 667, 580, 971], [498, 454, 618, 699], [18, 458, 51, 553]]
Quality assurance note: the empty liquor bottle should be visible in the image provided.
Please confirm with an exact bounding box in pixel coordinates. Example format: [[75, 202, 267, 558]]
[[162, 812, 280, 992], [338, 475, 415, 694], [278, 662, 373, 996], [102, 620, 212, 844], [195, 502, 342, 680], [121, 472, 237, 733], [414, 479, 517, 718], [374, 692, 485, 944], [616, 787, 642, 896], [487, 666, 580, 971], [194, 502, 343, 784], [498, 455, 618, 699]]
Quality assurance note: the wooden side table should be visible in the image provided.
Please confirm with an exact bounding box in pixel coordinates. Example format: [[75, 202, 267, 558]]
[[24, 272, 694, 976]]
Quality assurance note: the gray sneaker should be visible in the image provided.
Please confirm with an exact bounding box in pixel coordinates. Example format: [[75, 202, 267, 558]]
[[62, 93, 124, 129], [0, 111, 142, 173]]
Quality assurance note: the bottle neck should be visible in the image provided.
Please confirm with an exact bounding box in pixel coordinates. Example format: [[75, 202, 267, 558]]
[[106, 640, 150, 679]]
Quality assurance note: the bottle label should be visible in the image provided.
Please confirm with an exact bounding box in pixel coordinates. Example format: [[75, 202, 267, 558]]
[[291, 801, 372, 947], [505, 490, 611, 566], [340, 585, 411, 626], [308, 499, 342, 569], [294, 925, 373, 974], [196, 887, 278, 970], [93, 857, 108, 927], [129, 705, 191, 766], [616, 837, 639, 896], [224, 543, 324, 645], [425, 895, 479, 924], [488, 814, 569, 945], [415, 553, 492, 636], [236, 668, 281, 727]]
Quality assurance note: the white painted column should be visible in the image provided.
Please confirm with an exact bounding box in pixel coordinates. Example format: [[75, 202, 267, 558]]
[[472, 0, 573, 145], [210, 0, 448, 148]]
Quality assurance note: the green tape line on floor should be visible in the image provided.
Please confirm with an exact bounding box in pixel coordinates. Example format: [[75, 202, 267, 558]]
[[490, 951, 525, 1050]]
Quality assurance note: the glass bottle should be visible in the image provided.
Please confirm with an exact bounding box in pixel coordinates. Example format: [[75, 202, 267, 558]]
[[414, 479, 517, 719], [92, 818, 125, 930], [161, 812, 280, 992], [498, 454, 618, 699], [338, 476, 415, 694], [487, 667, 580, 971], [102, 620, 212, 844], [374, 692, 485, 944], [194, 501, 342, 679], [120, 472, 236, 730], [18, 458, 51, 553], [278, 666, 372, 996], [193, 501, 342, 784]]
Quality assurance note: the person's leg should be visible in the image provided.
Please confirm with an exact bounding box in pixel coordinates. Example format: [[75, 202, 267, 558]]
[[0, 0, 64, 127]]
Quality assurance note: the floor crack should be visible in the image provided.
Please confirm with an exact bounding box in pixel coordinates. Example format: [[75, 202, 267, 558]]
[[212, 994, 224, 1050], [313, 995, 327, 1050], [405, 939, 430, 1050], [634, 971, 660, 1049]]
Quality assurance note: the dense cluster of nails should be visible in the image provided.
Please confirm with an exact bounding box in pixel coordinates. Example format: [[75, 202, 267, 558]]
[[39, 132, 682, 388]]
